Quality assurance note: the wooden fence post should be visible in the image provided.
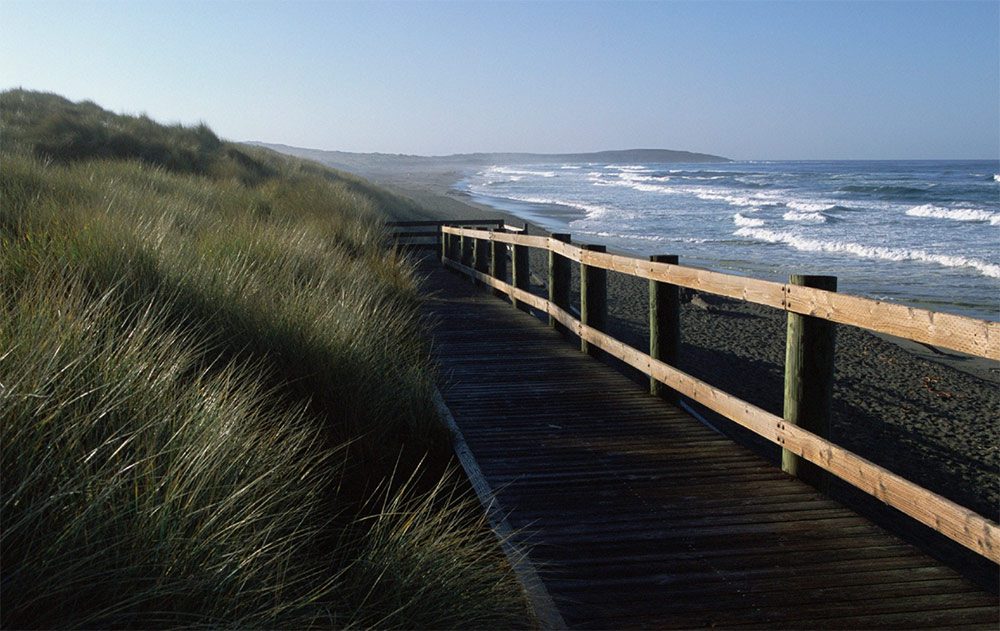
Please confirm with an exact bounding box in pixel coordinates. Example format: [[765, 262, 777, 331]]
[[581, 244, 607, 357], [459, 226, 474, 267], [439, 225, 446, 262], [782, 274, 838, 488], [489, 229, 508, 299], [649, 254, 680, 402], [512, 229, 530, 313], [548, 233, 572, 331], [473, 231, 489, 286]]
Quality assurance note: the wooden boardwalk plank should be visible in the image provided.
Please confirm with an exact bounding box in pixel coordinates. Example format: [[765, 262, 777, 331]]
[[420, 262, 999, 629]]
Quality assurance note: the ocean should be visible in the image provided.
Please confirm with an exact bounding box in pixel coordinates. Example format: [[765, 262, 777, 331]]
[[459, 160, 1000, 321]]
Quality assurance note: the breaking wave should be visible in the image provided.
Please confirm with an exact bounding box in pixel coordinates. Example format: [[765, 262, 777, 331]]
[[786, 201, 837, 212], [906, 204, 1000, 226], [733, 213, 765, 227], [578, 230, 713, 244], [734, 227, 1000, 278], [493, 193, 614, 218], [490, 166, 557, 178], [782, 210, 828, 223], [604, 164, 650, 171]]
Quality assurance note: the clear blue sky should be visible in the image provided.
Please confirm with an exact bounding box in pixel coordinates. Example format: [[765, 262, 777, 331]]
[[2, 0, 997, 160]]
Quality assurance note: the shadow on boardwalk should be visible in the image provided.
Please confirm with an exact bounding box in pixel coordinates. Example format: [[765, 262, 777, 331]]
[[420, 259, 999, 629]]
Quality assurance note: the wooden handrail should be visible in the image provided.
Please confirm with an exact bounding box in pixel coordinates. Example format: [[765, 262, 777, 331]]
[[441, 254, 1000, 563], [386, 219, 504, 228], [442, 226, 999, 360], [386, 219, 506, 252]]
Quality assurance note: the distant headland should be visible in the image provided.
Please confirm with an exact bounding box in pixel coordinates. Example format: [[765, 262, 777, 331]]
[[247, 142, 730, 173]]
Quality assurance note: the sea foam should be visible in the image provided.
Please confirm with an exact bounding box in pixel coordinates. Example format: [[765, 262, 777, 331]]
[[734, 227, 1000, 278], [491, 166, 557, 178], [733, 213, 765, 227], [693, 190, 780, 207], [604, 164, 650, 172], [593, 176, 676, 195], [782, 210, 828, 223], [498, 193, 613, 218], [906, 204, 1000, 226], [786, 201, 837, 212]]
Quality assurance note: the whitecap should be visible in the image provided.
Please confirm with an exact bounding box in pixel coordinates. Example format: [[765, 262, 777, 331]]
[[733, 213, 765, 227], [593, 178, 676, 194], [616, 165, 651, 171], [782, 210, 827, 223], [786, 201, 837, 212], [618, 172, 657, 182], [495, 193, 613, 218], [587, 232, 666, 242], [733, 227, 1000, 278], [906, 204, 1000, 226], [491, 166, 557, 178], [626, 182, 675, 193], [694, 191, 778, 207]]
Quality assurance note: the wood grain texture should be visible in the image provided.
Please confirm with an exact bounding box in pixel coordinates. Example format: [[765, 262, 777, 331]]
[[426, 260, 998, 628], [442, 257, 1000, 562], [782, 275, 838, 486]]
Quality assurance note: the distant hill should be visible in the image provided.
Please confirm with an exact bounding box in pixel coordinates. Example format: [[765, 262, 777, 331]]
[[247, 142, 730, 174]]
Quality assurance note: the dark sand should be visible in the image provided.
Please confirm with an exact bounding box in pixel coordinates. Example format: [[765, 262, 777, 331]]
[[375, 166, 999, 523]]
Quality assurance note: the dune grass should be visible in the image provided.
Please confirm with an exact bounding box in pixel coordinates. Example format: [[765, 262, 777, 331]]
[[0, 89, 530, 628]]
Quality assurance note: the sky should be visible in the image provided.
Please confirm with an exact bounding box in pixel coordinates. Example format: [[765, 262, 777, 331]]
[[1, 0, 998, 160]]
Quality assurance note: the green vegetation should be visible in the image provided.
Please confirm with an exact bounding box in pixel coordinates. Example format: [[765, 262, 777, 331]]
[[0, 89, 529, 628]]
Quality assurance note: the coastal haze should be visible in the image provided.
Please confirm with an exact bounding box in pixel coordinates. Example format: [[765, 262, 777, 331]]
[[7, 0, 998, 320]]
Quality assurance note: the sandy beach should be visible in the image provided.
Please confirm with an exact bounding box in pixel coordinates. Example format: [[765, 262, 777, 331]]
[[372, 165, 999, 526]]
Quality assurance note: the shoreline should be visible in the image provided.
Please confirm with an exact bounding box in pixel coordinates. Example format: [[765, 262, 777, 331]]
[[394, 161, 1000, 323], [375, 165, 999, 521], [383, 167, 998, 384]]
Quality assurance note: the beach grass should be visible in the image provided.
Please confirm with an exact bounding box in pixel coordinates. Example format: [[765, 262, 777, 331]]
[[0, 89, 529, 628]]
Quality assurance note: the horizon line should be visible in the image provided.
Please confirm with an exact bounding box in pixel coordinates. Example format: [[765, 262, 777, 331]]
[[247, 141, 999, 163]]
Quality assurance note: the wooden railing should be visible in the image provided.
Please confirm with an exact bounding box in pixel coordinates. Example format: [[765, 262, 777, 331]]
[[439, 224, 1000, 564], [385, 219, 506, 250]]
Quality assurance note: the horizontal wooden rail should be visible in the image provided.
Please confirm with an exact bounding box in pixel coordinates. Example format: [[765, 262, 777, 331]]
[[442, 255, 1000, 563], [386, 219, 504, 228], [442, 226, 999, 360], [386, 219, 505, 252]]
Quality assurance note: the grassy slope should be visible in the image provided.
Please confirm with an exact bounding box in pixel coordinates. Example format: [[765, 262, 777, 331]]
[[0, 89, 529, 628]]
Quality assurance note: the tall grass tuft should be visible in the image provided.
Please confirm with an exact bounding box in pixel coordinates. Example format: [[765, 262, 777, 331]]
[[1, 89, 530, 628], [2, 266, 337, 627]]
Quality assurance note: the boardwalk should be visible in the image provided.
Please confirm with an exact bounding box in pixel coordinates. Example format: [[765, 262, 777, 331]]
[[421, 260, 999, 629]]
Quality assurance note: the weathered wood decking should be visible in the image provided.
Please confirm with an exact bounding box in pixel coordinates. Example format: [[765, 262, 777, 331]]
[[421, 261, 999, 629]]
